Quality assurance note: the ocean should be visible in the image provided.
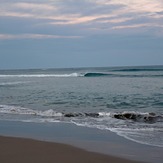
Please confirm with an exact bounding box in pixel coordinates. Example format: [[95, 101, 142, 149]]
[[0, 65, 163, 147]]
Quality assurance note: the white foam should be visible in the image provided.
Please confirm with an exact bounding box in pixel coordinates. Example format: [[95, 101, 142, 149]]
[[0, 73, 83, 78], [0, 105, 36, 115], [0, 105, 63, 117], [72, 119, 163, 147], [0, 81, 29, 86], [22, 118, 61, 123], [38, 109, 63, 117], [110, 128, 163, 147], [98, 112, 111, 116]]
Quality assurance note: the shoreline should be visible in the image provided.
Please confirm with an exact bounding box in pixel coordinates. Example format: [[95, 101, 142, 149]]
[[0, 120, 162, 163], [0, 135, 146, 163]]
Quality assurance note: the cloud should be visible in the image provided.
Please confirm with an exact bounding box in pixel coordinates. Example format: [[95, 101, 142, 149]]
[[0, 0, 163, 37], [0, 34, 82, 40], [0, 1, 163, 69], [95, 0, 163, 13], [14, 2, 56, 11], [0, 2, 57, 19], [113, 23, 163, 30]]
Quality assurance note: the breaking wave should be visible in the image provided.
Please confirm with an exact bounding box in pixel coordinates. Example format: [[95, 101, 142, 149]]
[[0, 71, 163, 78], [0, 73, 82, 78], [0, 72, 111, 78], [84, 72, 111, 77], [0, 72, 112, 78]]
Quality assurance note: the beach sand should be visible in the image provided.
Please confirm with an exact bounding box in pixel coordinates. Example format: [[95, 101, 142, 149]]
[[0, 136, 146, 163], [0, 121, 162, 163]]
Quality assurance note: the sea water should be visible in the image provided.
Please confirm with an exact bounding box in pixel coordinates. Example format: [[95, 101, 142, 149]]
[[0, 66, 163, 147]]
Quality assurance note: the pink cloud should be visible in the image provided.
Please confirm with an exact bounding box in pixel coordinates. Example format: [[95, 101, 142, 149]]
[[0, 34, 83, 40]]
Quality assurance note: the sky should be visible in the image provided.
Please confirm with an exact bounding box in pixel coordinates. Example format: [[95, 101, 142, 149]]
[[0, 0, 163, 69]]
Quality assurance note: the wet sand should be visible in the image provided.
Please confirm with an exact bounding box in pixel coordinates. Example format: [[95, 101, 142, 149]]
[[0, 136, 146, 163]]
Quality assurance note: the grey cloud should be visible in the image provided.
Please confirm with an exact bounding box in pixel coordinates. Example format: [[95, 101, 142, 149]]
[[0, 0, 163, 38], [156, 11, 163, 15]]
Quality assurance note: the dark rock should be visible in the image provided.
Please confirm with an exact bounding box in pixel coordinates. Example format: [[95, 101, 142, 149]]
[[149, 112, 156, 116], [144, 115, 157, 123], [114, 114, 124, 119], [113, 112, 159, 123], [64, 113, 75, 117], [85, 113, 99, 118], [123, 113, 137, 120], [114, 113, 141, 121]]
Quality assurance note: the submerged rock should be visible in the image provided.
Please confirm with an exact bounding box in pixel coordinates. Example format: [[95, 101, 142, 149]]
[[113, 113, 137, 120], [85, 113, 99, 118], [113, 112, 160, 123], [64, 112, 99, 118], [64, 113, 76, 117]]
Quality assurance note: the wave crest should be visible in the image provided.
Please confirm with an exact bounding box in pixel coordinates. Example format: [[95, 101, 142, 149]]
[[0, 73, 82, 78]]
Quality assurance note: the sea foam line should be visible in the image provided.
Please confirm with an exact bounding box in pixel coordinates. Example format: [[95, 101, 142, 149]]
[[0, 105, 162, 123], [0, 73, 83, 78], [0, 81, 30, 86]]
